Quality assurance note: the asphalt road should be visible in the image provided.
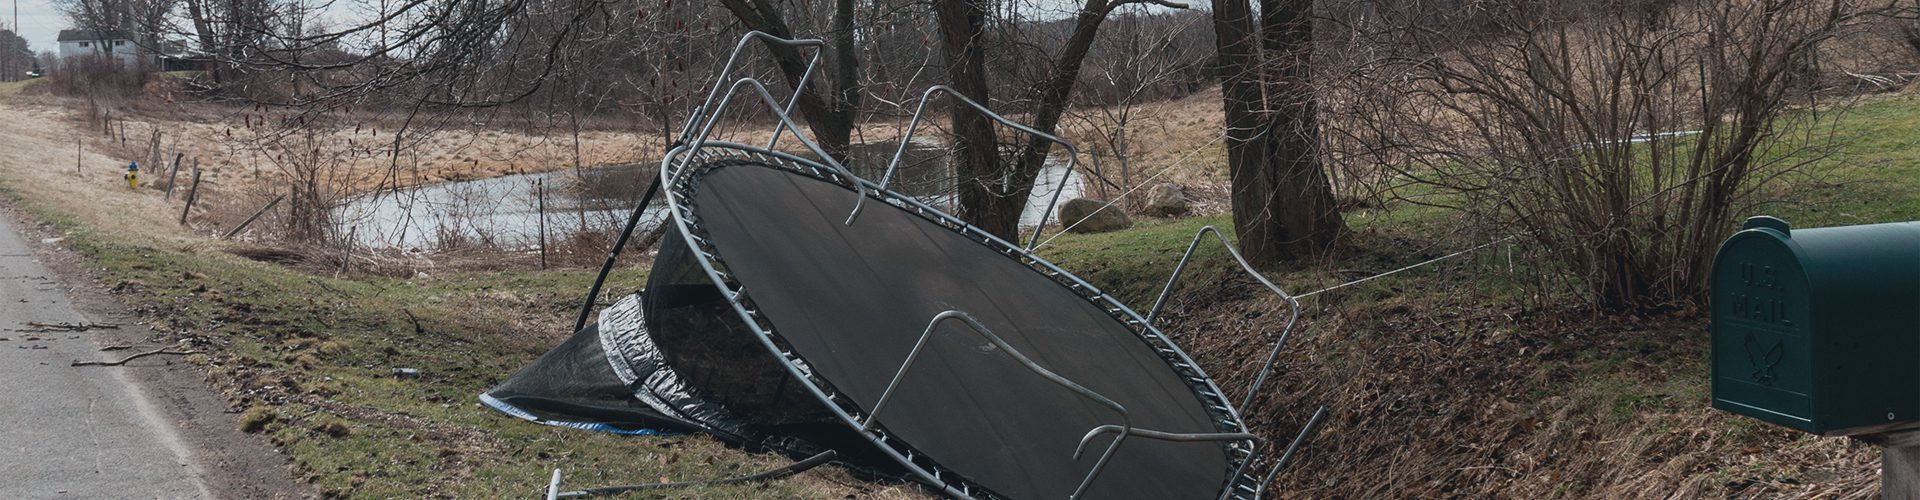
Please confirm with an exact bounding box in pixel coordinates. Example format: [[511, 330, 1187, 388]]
[[0, 213, 210, 498]]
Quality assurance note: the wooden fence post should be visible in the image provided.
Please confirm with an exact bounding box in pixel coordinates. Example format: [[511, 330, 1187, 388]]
[[338, 226, 357, 278], [178, 164, 202, 225], [166, 157, 188, 199], [537, 179, 548, 269], [1861, 430, 1920, 497]]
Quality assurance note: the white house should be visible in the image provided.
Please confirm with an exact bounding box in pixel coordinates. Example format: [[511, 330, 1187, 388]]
[[57, 29, 145, 65]]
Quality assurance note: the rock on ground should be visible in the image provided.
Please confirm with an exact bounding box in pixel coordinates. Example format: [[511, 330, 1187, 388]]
[[1143, 183, 1190, 217], [1058, 198, 1132, 233]]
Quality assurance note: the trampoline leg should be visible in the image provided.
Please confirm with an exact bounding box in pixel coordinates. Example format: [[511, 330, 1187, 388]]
[[573, 179, 662, 333], [1256, 406, 1329, 496]]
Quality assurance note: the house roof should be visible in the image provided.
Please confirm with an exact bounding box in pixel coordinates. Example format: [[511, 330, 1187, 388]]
[[57, 29, 133, 42]]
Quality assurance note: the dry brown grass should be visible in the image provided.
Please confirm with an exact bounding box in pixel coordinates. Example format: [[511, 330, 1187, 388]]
[[1162, 267, 1880, 499], [0, 100, 200, 247], [87, 105, 670, 195]]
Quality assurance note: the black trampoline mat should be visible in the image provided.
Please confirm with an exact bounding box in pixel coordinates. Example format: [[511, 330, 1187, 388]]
[[682, 161, 1233, 499]]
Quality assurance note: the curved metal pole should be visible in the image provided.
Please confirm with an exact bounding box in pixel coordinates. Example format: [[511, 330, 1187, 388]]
[[861, 310, 1129, 500], [1073, 425, 1256, 459], [670, 77, 865, 204], [677, 31, 825, 147], [1146, 225, 1302, 411], [763, 43, 821, 152], [844, 85, 1079, 250]]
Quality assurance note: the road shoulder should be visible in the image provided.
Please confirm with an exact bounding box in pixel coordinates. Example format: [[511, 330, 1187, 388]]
[[1, 199, 311, 499]]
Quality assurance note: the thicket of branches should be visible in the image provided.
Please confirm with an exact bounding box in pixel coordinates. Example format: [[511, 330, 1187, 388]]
[[1321, 0, 1875, 310], [46, 0, 1920, 311]]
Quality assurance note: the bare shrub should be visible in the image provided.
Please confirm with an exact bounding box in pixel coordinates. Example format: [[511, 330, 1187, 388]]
[[44, 54, 149, 99], [1063, 8, 1212, 204], [261, 128, 353, 243], [1328, 0, 1858, 311]]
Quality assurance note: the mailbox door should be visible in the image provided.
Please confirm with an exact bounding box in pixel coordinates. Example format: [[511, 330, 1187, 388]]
[[1712, 229, 1817, 432]]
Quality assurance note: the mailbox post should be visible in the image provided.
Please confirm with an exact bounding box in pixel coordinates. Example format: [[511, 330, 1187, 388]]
[[1710, 216, 1920, 495]]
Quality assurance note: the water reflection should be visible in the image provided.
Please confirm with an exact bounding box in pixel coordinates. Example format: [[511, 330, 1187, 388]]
[[333, 143, 1081, 249]]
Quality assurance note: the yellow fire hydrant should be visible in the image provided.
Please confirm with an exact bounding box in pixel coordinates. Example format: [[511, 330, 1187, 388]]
[[124, 161, 139, 189]]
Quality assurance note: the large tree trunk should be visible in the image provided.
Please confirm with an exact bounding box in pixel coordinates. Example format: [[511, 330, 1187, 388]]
[[1211, 0, 1345, 266], [1212, 0, 1276, 260], [1258, 0, 1345, 258], [718, 0, 859, 158], [936, 0, 1014, 239]]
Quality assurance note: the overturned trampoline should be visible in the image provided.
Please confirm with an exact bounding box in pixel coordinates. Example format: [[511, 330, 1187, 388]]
[[484, 32, 1325, 499]]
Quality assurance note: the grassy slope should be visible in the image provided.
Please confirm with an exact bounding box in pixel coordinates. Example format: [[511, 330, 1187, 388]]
[[1767, 95, 1920, 226], [8, 217, 904, 497], [0, 78, 47, 95], [0, 92, 1912, 497], [1034, 96, 1920, 497]]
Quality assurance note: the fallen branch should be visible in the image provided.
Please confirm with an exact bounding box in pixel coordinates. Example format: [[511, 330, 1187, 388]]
[[73, 349, 199, 366], [27, 321, 121, 331]]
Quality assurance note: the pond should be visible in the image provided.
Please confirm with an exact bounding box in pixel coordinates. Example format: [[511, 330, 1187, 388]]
[[333, 143, 1083, 249]]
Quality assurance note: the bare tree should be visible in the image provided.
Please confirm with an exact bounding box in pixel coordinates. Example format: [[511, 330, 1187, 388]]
[[938, 0, 1192, 241], [720, 0, 862, 158], [1065, 9, 1210, 201], [1330, 0, 1855, 310], [1211, 0, 1346, 266]]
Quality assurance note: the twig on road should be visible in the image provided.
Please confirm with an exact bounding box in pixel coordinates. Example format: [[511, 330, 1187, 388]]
[[73, 348, 200, 367], [21, 321, 122, 332]]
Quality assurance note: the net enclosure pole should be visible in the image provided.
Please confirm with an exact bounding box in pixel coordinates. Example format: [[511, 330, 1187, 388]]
[[571, 177, 660, 333]]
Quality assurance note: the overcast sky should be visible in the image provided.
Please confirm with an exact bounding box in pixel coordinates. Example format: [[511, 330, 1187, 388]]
[[6, 0, 63, 54]]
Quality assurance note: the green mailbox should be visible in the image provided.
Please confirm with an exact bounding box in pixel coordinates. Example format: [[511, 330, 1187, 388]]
[[1711, 216, 1920, 435]]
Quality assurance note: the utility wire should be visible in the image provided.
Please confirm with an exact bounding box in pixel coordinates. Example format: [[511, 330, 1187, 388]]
[[1296, 236, 1515, 299]]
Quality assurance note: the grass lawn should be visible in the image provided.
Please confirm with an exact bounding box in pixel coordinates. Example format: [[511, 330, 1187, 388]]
[[1765, 95, 1920, 226], [27, 219, 905, 497], [0, 78, 47, 95]]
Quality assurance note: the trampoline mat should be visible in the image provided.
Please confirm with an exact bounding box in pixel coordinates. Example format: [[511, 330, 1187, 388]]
[[676, 160, 1235, 499]]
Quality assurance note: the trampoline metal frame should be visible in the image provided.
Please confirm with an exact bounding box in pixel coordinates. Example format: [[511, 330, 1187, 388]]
[[658, 143, 1262, 498], [847, 84, 1079, 250], [630, 31, 1291, 499], [1150, 226, 1330, 489]]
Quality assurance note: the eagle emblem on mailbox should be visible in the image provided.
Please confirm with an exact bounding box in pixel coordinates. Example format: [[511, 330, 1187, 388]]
[[1743, 331, 1783, 386]]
